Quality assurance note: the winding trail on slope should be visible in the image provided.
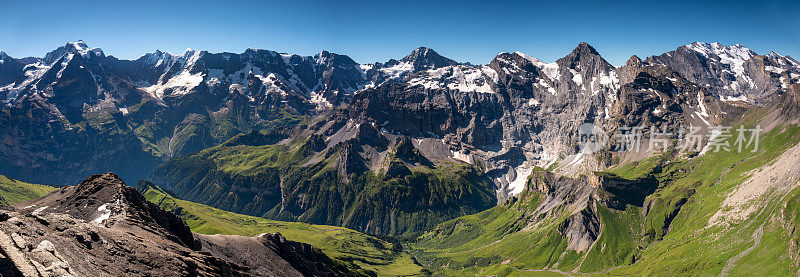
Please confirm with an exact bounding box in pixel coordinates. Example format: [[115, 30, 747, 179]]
[[717, 142, 800, 275], [720, 224, 763, 277]]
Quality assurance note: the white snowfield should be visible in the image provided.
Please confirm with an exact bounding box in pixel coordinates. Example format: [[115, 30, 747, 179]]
[[92, 203, 112, 225]]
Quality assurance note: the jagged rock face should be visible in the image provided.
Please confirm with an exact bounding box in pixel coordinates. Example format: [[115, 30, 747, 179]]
[[645, 42, 800, 104], [340, 83, 506, 148], [595, 173, 658, 210], [558, 201, 601, 252], [608, 62, 726, 141], [510, 169, 600, 252], [322, 43, 625, 200], [0, 173, 358, 276], [1, 40, 798, 201], [0, 100, 162, 187]]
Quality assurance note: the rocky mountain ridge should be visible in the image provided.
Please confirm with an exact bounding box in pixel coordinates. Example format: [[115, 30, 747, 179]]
[[0, 173, 359, 276]]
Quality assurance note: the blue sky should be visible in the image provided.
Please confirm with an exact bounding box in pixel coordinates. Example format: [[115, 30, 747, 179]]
[[1, 0, 798, 65]]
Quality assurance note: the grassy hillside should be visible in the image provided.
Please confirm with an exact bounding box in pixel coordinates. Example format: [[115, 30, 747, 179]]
[[0, 175, 57, 205], [139, 182, 424, 276], [149, 131, 496, 237], [411, 109, 800, 275]]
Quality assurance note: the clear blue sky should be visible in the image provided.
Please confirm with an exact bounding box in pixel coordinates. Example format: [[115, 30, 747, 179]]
[[1, 0, 798, 65]]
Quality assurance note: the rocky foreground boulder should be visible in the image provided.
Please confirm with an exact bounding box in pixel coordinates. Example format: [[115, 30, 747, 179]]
[[0, 173, 359, 276]]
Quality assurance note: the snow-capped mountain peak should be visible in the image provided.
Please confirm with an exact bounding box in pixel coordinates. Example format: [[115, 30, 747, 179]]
[[400, 47, 458, 70], [685, 42, 754, 59], [67, 40, 104, 58], [139, 50, 176, 68], [684, 42, 757, 88], [69, 40, 89, 51], [182, 48, 197, 56], [179, 48, 203, 69], [513, 51, 542, 64], [41, 40, 104, 64], [511, 51, 560, 81]]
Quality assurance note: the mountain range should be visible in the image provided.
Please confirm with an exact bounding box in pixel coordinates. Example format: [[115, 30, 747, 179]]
[[1, 40, 800, 275]]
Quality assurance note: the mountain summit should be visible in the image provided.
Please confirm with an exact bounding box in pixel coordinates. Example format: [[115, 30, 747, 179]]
[[400, 46, 458, 70]]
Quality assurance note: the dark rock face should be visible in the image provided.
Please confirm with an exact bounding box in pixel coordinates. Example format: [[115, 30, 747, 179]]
[[595, 173, 658, 210], [515, 169, 656, 252], [0, 52, 23, 87], [558, 199, 601, 252], [0, 173, 358, 276], [609, 62, 726, 140]]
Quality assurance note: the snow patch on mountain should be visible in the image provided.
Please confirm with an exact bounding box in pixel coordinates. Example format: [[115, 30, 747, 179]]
[[696, 91, 709, 118], [1, 62, 50, 102], [570, 69, 583, 88], [687, 42, 756, 87], [310, 91, 332, 109], [407, 65, 497, 93], [514, 51, 560, 81], [446, 66, 496, 94], [380, 62, 414, 80], [254, 73, 287, 96], [182, 49, 202, 68], [144, 70, 204, 99], [591, 71, 619, 95], [451, 150, 473, 164], [140, 50, 176, 68], [764, 66, 785, 75], [92, 203, 112, 225], [721, 95, 748, 102], [507, 163, 533, 195], [537, 79, 556, 95], [66, 40, 104, 59]]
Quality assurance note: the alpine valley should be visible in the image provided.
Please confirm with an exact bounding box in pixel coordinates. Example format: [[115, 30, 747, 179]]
[[1, 40, 800, 276]]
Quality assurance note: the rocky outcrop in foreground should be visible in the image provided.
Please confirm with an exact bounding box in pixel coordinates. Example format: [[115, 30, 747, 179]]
[[0, 173, 359, 276]]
